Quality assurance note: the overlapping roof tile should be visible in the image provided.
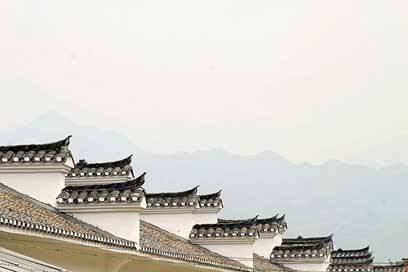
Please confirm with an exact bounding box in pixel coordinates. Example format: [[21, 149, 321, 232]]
[[145, 186, 200, 208], [0, 136, 72, 163], [271, 235, 333, 260], [66, 156, 133, 178], [0, 183, 137, 249], [57, 173, 146, 204], [140, 220, 251, 271]]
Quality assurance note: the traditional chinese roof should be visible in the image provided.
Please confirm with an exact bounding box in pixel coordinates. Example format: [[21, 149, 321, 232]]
[[0, 183, 138, 249], [217, 214, 287, 234], [140, 220, 251, 271], [253, 254, 294, 272], [271, 235, 333, 260], [0, 136, 72, 163], [190, 214, 286, 240], [374, 263, 406, 272], [145, 186, 199, 208], [198, 190, 223, 208], [328, 247, 374, 272], [66, 155, 134, 178], [57, 173, 146, 205], [330, 247, 374, 265], [0, 246, 70, 272]]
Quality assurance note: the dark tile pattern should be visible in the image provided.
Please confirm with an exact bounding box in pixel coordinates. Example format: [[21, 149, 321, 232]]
[[66, 156, 133, 178], [328, 247, 374, 272], [145, 186, 200, 208], [0, 137, 72, 163], [191, 215, 287, 239], [57, 173, 146, 204], [271, 235, 333, 260]]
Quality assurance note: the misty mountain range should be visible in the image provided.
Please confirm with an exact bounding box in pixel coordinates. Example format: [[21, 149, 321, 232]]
[[0, 112, 406, 262]]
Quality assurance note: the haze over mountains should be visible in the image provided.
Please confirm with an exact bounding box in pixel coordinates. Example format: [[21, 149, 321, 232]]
[[0, 112, 406, 262]]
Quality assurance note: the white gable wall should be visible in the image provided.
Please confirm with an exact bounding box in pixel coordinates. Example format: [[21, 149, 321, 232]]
[[193, 239, 256, 268], [0, 161, 73, 206], [253, 233, 283, 258], [72, 211, 141, 248], [141, 211, 195, 239], [193, 209, 219, 225], [280, 258, 331, 272]]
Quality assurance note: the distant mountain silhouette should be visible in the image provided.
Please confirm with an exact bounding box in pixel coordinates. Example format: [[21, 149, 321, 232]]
[[0, 112, 406, 262]]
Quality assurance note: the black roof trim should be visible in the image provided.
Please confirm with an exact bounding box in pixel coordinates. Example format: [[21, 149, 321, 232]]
[[75, 155, 132, 169], [199, 190, 222, 200], [145, 186, 199, 198], [62, 172, 146, 193], [0, 136, 71, 153], [283, 234, 333, 245], [333, 246, 370, 254]]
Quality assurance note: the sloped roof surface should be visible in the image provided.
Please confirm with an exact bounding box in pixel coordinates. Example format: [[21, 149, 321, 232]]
[[253, 254, 294, 272], [140, 220, 250, 271], [0, 183, 137, 249]]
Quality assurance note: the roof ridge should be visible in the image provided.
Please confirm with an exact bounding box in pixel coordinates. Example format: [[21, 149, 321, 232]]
[[62, 172, 146, 193], [0, 136, 71, 153], [74, 155, 133, 169], [145, 185, 199, 198], [198, 190, 222, 199]]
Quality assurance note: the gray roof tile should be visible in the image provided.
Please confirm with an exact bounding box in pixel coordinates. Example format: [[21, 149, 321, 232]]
[[0, 137, 72, 164]]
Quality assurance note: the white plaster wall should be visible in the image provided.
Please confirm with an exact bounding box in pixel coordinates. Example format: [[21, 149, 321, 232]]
[[200, 243, 254, 268], [141, 213, 194, 239], [72, 212, 141, 248], [193, 212, 218, 225], [282, 259, 330, 272], [0, 172, 65, 206], [253, 233, 282, 258]]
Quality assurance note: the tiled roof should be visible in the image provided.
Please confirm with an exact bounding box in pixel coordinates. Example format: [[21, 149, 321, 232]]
[[331, 247, 373, 265], [66, 156, 133, 178], [0, 183, 137, 249], [253, 254, 294, 272], [328, 247, 374, 272], [140, 220, 251, 271], [374, 263, 406, 272], [271, 235, 333, 260], [0, 136, 72, 163], [0, 246, 70, 272], [191, 215, 287, 239], [145, 186, 200, 208], [198, 190, 223, 208], [57, 173, 146, 204], [218, 214, 287, 234], [191, 216, 258, 239]]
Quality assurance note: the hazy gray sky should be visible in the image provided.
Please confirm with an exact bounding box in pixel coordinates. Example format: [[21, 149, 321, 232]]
[[1, 0, 407, 166]]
